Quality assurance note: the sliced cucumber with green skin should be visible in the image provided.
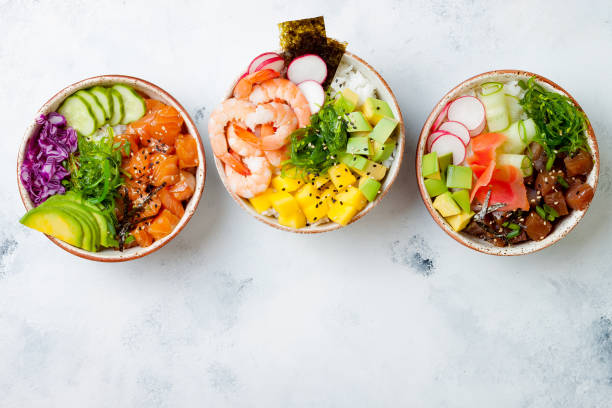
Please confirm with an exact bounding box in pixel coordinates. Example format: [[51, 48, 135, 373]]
[[57, 94, 97, 136], [112, 84, 146, 124], [109, 88, 125, 126], [89, 86, 113, 120], [75, 90, 106, 127]]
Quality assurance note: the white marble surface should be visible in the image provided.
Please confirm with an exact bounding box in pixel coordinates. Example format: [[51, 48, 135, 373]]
[[1, 1, 611, 406]]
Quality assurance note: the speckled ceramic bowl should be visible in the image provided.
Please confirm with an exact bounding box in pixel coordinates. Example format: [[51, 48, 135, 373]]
[[416, 70, 599, 255], [212, 51, 405, 233], [17, 75, 206, 262]]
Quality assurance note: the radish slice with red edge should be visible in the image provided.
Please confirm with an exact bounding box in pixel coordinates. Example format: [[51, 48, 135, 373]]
[[432, 102, 450, 131], [287, 54, 327, 84], [248, 52, 281, 74], [430, 134, 466, 165], [438, 121, 470, 145], [447, 96, 486, 136], [255, 56, 284, 74], [297, 80, 325, 114], [427, 130, 451, 152]]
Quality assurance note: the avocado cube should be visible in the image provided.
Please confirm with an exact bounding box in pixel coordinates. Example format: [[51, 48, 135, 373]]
[[355, 160, 387, 181], [346, 136, 372, 155], [451, 189, 471, 213], [362, 97, 394, 125], [421, 152, 441, 180], [340, 153, 369, 171], [424, 178, 448, 198], [371, 139, 396, 162], [333, 88, 359, 114], [249, 188, 275, 214], [370, 117, 398, 144], [438, 153, 453, 176], [358, 177, 381, 202], [446, 211, 475, 232], [329, 163, 357, 189], [446, 165, 473, 189], [432, 191, 461, 217], [346, 111, 372, 132]]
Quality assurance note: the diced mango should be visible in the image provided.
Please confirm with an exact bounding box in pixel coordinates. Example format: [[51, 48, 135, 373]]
[[248, 188, 275, 214], [328, 163, 357, 189], [328, 201, 358, 226], [355, 160, 387, 181], [319, 186, 336, 205], [303, 201, 329, 224], [279, 211, 307, 229], [271, 174, 303, 193], [269, 191, 300, 216], [335, 186, 368, 211], [308, 173, 330, 189], [294, 184, 318, 209]]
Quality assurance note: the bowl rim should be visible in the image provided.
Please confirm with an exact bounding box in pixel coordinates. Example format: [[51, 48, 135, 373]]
[[416, 69, 600, 256], [16, 74, 207, 262], [212, 51, 406, 233]]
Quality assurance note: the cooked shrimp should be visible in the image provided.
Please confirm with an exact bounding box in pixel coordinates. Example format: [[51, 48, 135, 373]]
[[226, 122, 262, 157], [233, 69, 280, 99], [245, 102, 298, 150], [208, 98, 256, 175], [260, 124, 288, 167], [224, 156, 271, 198], [248, 78, 311, 127]]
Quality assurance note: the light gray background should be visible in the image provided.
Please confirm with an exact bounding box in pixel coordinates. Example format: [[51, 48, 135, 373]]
[[1, 1, 611, 407]]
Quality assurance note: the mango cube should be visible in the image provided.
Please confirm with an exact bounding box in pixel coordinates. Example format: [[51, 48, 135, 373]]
[[303, 201, 329, 224], [269, 191, 300, 216], [271, 174, 303, 193], [335, 186, 368, 211], [294, 184, 318, 209], [279, 211, 307, 229], [308, 173, 330, 189], [249, 188, 275, 214], [319, 186, 336, 205], [329, 163, 356, 189], [328, 201, 358, 226]]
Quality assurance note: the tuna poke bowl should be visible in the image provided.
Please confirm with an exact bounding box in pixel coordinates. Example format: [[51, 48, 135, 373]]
[[17, 75, 206, 261], [417, 70, 599, 255], [208, 16, 405, 232]]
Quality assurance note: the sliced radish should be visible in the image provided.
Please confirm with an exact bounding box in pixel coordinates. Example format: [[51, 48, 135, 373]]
[[248, 52, 281, 74], [287, 54, 327, 84], [447, 96, 486, 136], [432, 101, 450, 131], [430, 134, 466, 165], [255, 56, 284, 74], [427, 130, 451, 152], [438, 121, 470, 145], [297, 80, 325, 114]]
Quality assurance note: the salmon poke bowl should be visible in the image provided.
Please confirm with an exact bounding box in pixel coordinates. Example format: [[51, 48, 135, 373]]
[[209, 16, 405, 233], [417, 70, 599, 255], [17, 75, 206, 262]]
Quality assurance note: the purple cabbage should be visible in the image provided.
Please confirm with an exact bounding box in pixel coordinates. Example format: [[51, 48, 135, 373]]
[[20, 112, 77, 205]]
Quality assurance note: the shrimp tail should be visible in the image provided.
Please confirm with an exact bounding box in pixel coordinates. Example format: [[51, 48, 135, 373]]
[[218, 151, 251, 176], [232, 124, 262, 148], [233, 69, 280, 99]]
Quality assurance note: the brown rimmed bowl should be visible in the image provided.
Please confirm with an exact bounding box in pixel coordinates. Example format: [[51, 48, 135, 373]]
[[212, 51, 405, 233], [17, 75, 206, 262], [416, 70, 599, 256]]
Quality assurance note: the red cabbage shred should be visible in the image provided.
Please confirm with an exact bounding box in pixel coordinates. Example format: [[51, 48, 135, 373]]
[[20, 112, 77, 205]]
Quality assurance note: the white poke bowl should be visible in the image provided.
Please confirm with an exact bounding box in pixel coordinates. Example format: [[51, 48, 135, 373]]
[[213, 51, 405, 233]]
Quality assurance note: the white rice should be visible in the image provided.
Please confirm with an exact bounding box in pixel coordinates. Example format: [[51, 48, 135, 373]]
[[329, 62, 376, 105]]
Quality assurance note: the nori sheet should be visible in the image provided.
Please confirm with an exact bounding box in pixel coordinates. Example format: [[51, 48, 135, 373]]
[[278, 16, 348, 89]]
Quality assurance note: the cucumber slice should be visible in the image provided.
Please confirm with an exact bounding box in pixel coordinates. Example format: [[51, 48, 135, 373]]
[[89, 86, 113, 120], [57, 94, 97, 136], [109, 88, 124, 126], [75, 90, 106, 127], [112, 84, 145, 124]]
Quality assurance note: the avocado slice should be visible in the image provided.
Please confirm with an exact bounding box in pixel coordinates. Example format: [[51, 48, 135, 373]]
[[20, 207, 84, 248], [370, 139, 396, 163], [334, 88, 359, 114], [346, 111, 372, 132], [370, 117, 398, 144], [446, 165, 473, 189], [346, 136, 372, 155], [358, 177, 381, 202], [60, 192, 117, 247], [362, 97, 394, 125], [40, 196, 101, 251], [422, 152, 441, 180]]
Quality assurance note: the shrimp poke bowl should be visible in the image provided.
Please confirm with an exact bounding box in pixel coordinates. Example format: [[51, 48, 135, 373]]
[[208, 16, 405, 232], [417, 70, 599, 255], [17, 75, 205, 262]]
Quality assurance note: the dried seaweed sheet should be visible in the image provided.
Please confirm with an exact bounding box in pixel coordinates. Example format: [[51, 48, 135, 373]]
[[278, 16, 348, 88]]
